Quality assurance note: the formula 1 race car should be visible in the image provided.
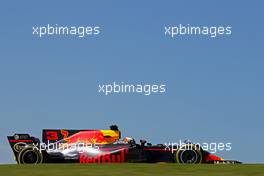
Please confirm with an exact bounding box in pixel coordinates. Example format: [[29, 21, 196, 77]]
[[7, 125, 241, 164]]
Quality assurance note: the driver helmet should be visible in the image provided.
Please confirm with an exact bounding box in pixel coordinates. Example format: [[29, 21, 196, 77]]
[[123, 137, 134, 143]]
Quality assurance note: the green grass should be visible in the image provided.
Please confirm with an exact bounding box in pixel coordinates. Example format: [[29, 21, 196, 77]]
[[0, 164, 263, 176]]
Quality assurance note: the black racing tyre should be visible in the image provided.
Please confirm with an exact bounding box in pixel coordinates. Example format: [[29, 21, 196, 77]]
[[17, 146, 43, 164], [176, 144, 202, 164]]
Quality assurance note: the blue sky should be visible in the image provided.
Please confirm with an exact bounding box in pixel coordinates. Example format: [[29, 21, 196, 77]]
[[0, 1, 263, 163]]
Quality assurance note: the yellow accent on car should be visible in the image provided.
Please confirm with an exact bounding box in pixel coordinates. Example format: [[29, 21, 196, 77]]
[[100, 130, 120, 143]]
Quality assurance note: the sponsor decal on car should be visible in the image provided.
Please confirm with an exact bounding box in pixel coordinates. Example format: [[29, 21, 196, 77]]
[[79, 148, 128, 163]]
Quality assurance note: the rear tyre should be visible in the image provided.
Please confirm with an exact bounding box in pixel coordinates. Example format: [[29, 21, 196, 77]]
[[18, 146, 43, 164], [176, 144, 202, 164]]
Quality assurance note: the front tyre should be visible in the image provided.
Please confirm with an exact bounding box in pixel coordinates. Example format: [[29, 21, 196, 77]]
[[176, 144, 202, 164], [17, 146, 43, 164]]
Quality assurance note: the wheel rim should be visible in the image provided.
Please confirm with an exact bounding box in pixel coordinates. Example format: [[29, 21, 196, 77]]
[[180, 150, 198, 163], [21, 150, 39, 164]]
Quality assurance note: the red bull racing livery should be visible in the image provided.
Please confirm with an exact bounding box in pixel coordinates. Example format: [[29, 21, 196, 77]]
[[7, 125, 241, 164]]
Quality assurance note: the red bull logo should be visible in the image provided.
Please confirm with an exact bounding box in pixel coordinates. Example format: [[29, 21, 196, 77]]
[[80, 148, 128, 163]]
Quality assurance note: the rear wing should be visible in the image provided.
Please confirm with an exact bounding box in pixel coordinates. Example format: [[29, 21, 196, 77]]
[[7, 134, 40, 163]]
